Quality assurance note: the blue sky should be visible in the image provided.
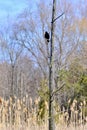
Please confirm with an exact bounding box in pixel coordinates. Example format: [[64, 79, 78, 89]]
[[0, 0, 81, 26], [0, 0, 39, 25], [0, 0, 27, 22]]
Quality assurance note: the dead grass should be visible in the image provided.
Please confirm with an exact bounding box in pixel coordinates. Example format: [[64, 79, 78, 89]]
[[0, 124, 87, 130], [0, 96, 87, 130]]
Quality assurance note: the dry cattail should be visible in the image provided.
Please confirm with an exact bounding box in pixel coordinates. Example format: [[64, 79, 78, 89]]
[[0, 97, 2, 104], [73, 99, 77, 104], [68, 99, 71, 104], [83, 100, 86, 106], [29, 97, 32, 106], [80, 102, 83, 106], [45, 101, 48, 110], [34, 98, 39, 105]]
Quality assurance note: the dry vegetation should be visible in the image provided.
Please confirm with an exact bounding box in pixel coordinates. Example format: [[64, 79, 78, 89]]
[[0, 0, 87, 130], [0, 96, 87, 130]]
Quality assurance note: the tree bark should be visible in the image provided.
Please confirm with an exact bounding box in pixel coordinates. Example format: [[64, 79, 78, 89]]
[[49, 0, 56, 130]]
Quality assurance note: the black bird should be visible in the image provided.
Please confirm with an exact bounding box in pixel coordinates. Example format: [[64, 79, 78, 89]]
[[44, 31, 50, 42]]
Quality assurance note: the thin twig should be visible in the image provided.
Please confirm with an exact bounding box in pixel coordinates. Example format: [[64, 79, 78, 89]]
[[51, 83, 65, 98], [52, 12, 65, 23]]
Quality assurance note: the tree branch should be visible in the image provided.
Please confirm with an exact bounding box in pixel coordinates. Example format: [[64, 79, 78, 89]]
[[52, 12, 64, 23], [51, 82, 65, 98]]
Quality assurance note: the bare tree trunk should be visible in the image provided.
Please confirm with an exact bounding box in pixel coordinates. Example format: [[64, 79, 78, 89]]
[[49, 0, 56, 130]]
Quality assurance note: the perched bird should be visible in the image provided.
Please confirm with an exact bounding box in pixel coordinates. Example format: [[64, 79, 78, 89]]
[[44, 31, 50, 42]]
